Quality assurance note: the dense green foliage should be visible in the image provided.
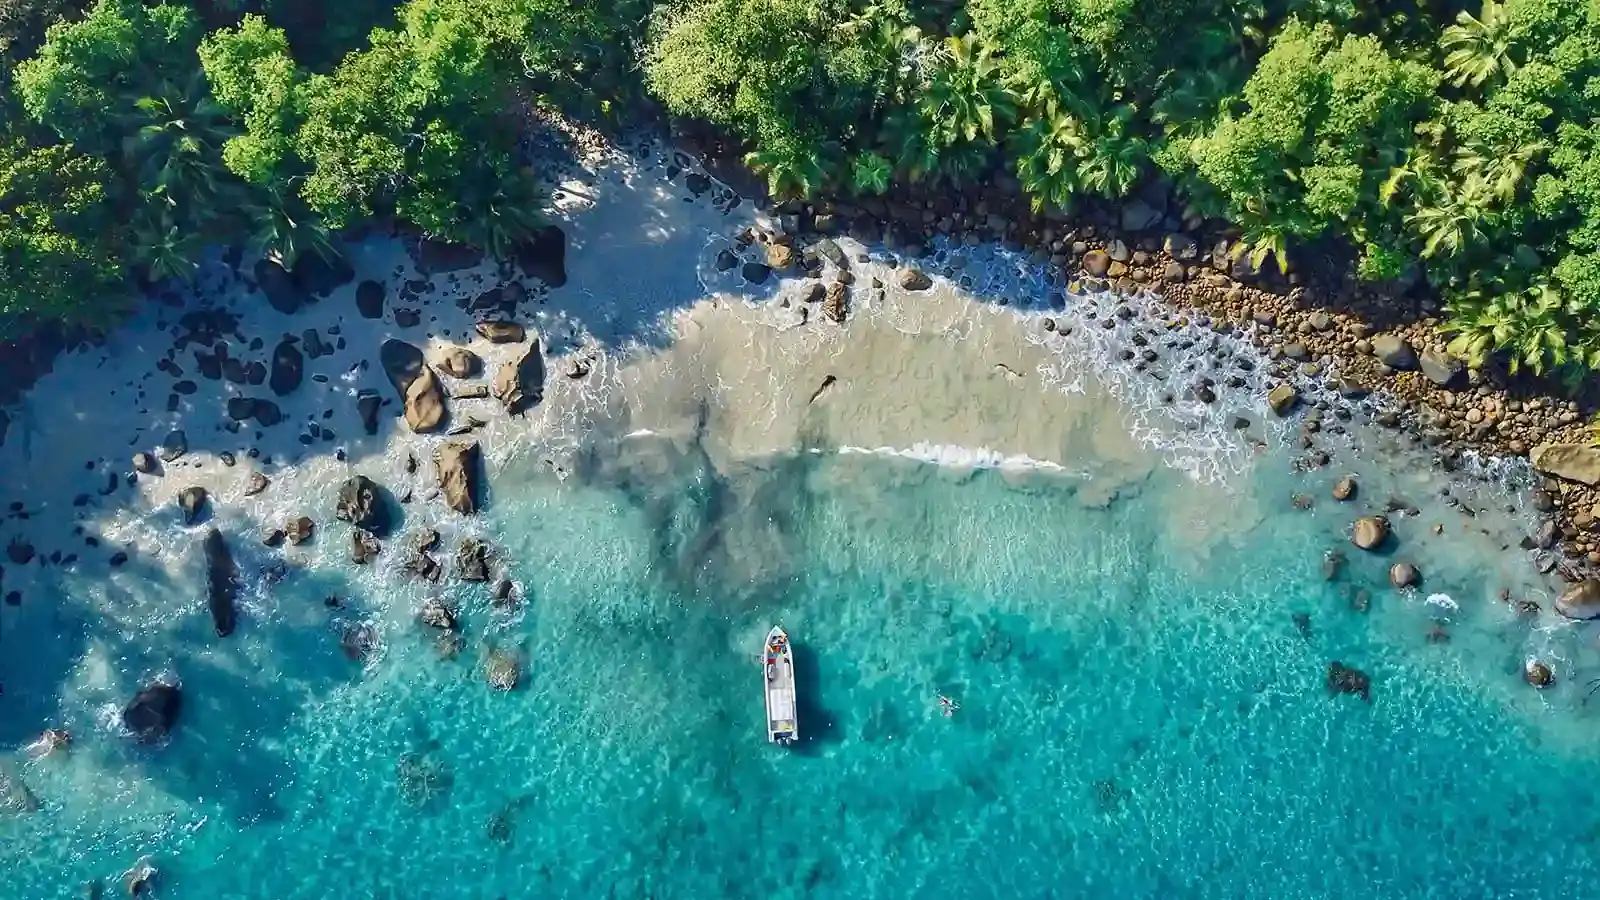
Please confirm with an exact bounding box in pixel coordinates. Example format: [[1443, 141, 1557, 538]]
[[2, 0, 1599, 383]]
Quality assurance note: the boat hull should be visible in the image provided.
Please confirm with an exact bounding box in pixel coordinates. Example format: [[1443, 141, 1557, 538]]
[[764, 626, 798, 744]]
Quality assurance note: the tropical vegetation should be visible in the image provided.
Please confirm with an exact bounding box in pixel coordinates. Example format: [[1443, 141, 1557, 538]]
[[1, 0, 1598, 382]]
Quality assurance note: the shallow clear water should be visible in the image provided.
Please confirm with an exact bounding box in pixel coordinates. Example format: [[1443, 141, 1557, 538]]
[[5, 441, 1600, 898]]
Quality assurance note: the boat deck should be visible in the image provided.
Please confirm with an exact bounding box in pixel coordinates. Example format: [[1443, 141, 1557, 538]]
[[765, 632, 798, 743]]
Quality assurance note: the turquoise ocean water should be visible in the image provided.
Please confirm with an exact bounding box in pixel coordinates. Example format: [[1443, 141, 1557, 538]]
[[5, 435, 1600, 898]]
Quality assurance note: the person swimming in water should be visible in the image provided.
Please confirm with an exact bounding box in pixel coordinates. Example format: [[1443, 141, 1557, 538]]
[[937, 695, 960, 717], [24, 729, 70, 757]]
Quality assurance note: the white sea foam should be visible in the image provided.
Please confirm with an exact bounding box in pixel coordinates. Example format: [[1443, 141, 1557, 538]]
[[837, 441, 1076, 474]]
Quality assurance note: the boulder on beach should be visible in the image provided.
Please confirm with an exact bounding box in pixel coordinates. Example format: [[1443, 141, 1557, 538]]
[[269, 339, 304, 396], [436, 346, 480, 379], [177, 486, 208, 525], [822, 283, 849, 323], [513, 225, 567, 287], [335, 475, 390, 536], [1082, 249, 1111, 277], [494, 342, 545, 415], [203, 528, 239, 637], [1351, 516, 1389, 551], [379, 339, 447, 433], [1556, 579, 1600, 619], [435, 441, 481, 515], [254, 258, 304, 314], [898, 268, 932, 291], [1530, 443, 1600, 486], [1371, 334, 1417, 370], [122, 681, 181, 741], [1267, 383, 1299, 416], [475, 321, 525, 344], [355, 280, 386, 319], [1419, 347, 1464, 387], [1326, 661, 1371, 702]]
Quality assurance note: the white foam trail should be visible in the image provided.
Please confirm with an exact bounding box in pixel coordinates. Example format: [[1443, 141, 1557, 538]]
[[837, 442, 1076, 473]]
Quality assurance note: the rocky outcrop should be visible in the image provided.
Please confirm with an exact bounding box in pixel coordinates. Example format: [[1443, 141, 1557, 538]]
[[456, 539, 490, 582], [284, 516, 314, 545], [335, 475, 389, 536], [435, 441, 481, 515], [1326, 661, 1371, 702], [351, 528, 381, 565], [436, 346, 480, 379], [122, 681, 181, 741], [494, 343, 545, 415], [269, 339, 304, 396], [1351, 516, 1389, 551], [418, 597, 458, 630], [177, 486, 208, 525], [380, 339, 446, 433], [475, 321, 525, 344], [203, 528, 239, 637], [1530, 444, 1600, 486], [1556, 579, 1600, 619]]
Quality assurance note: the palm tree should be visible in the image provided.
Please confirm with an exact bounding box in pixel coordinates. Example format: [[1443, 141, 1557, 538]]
[[458, 166, 546, 262], [918, 33, 1017, 181], [1444, 282, 1572, 375], [1406, 175, 1499, 259], [130, 209, 203, 284], [246, 188, 341, 272], [1010, 101, 1083, 213], [119, 71, 237, 222], [1075, 104, 1146, 199], [744, 138, 832, 201], [1441, 0, 1517, 90], [1451, 134, 1547, 203]]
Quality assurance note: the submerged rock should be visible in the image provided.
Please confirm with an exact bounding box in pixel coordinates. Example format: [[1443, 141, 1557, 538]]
[[1389, 562, 1420, 589], [244, 471, 270, 496], [1326, 661, 1371, 702], [203, 528, 240, 637], [494, 343, 545, 415], [356, 390, 382, 436], [132, 452, 158, 475], [1267, 383, 1299, 416], [435, 442, 481, 515], [355, 280, 386, 319], [485, 648, 520, 691], [122, 857, 158, 897], [1332, 477, 1357, 502], [1556, 579, 1600, 619], [1525, 659, 1555, 688], [122, 682, 181, 741], [898, 268, 932, 291], [0, 765, 39, 815], [335, 475, 389, 536], [379, 339, 446, 433]]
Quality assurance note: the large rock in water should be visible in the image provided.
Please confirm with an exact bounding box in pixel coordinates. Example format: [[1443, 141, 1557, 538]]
[[269, 339, 304, 396], [202, 528, 239, 637], [494, 343, 545, 415], [1556, 579, 1600, 619], [336, 475, 389, 535], [1530, 443, 1600, 486], [122, 681, 181, 741], [177, 486, 208, 525], [380, 339, 446, 432], [435, 441, 481, 515], [1351, 516, 1389, 551]]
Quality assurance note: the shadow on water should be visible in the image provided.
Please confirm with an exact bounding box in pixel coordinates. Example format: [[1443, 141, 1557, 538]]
[[790, 640, 841, 753]]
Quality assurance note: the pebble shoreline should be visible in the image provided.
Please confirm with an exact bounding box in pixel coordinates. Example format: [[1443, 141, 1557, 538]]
[[732, 179, 1600, 585]]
